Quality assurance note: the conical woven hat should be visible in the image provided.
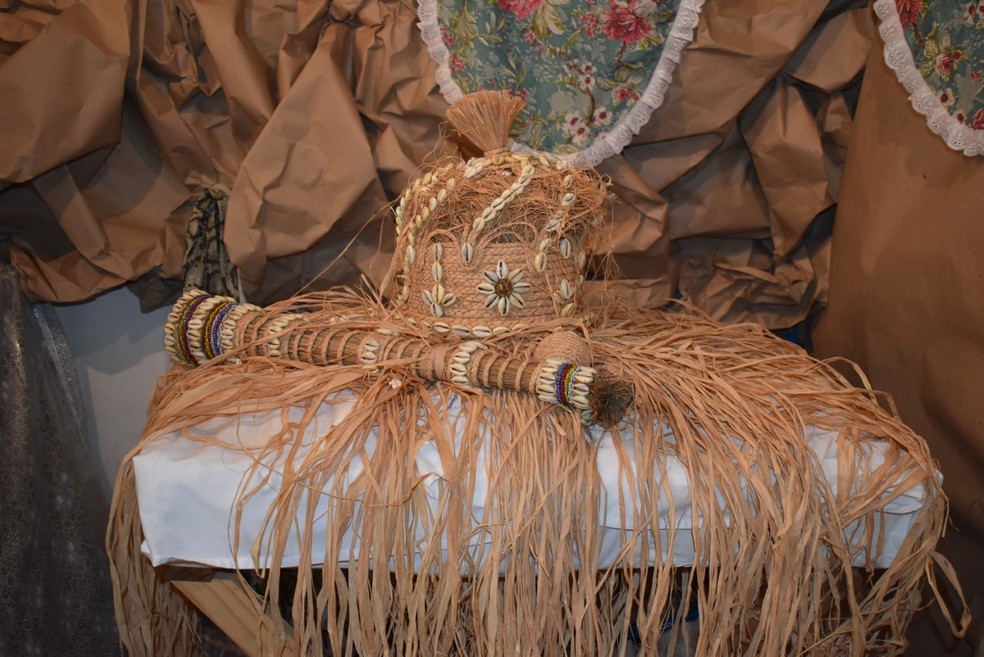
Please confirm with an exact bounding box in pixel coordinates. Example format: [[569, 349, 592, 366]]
[[387, 91, 609, 338]]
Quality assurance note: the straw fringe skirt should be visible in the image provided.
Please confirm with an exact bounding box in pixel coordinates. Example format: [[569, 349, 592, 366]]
[[108, 291, 950, 656]]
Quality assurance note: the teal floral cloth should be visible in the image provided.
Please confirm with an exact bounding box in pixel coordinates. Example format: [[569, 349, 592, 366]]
[[418, 0, 704, 165], [876, 0, 984, 155]]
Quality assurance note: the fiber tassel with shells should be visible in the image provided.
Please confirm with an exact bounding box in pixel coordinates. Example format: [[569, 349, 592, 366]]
[[108, 90, 966, 657]]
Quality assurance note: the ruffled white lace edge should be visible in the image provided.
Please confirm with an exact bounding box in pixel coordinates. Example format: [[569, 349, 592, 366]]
[[417, 0, 705, 167], [874, 0, 984, 157]]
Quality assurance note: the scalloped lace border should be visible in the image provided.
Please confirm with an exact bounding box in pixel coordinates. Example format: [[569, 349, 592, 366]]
[[417, 0, 705, 167], [874, 0, 984, 157]]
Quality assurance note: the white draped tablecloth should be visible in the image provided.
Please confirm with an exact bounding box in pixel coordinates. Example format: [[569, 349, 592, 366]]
[[134, 394, 928, 572]]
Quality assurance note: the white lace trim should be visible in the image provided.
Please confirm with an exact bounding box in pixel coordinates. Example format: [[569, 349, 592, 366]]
[[873, 0, 984, 157], [417, 0, 705, 167]]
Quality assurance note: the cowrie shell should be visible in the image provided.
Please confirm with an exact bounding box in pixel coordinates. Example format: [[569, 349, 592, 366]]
[[559, 278, 573, 300]]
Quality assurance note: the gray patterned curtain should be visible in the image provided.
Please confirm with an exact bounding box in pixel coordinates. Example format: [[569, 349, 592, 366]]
[[0, 265, 118, 656]]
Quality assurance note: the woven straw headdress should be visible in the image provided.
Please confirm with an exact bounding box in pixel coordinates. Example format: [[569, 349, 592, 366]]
[[386, 91, 609, 338]]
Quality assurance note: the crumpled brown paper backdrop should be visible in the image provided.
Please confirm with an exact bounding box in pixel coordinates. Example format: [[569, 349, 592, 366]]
[[815, 43, 984, 655], [1, 0, 872, 327]]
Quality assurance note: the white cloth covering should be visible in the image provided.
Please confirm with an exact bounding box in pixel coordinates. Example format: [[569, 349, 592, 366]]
[[134, 394, 929, 572]]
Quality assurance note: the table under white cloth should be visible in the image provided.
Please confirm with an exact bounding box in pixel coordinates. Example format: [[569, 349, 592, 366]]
[[134, 393, 929, 572]]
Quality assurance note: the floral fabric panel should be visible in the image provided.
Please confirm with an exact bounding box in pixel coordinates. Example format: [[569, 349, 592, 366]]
[[876, 0, 984, 155], [418, 0, 704, 166]]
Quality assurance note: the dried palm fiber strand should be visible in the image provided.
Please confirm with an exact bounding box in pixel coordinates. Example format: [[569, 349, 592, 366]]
[[108, 90, 966, 657]]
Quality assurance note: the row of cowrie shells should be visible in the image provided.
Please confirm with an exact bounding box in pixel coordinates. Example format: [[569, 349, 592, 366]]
[[460, 152, 571, 185], [431, 242, 444, 283], [397, 171, 457, 307], [448, 341, 483, 386], [163, 292, 217, 362], [463, 159, 484, 178], [359, 338, 380, 373], [406, 316, 521, 338], [532, 187, 579, 273], [535, 359, 596, 411], [470, 161, 535, 235], [264, 313, 306, 358], [219, 303, 260, 359], [163, 289, 208, 339], [164, 292, 261, 365], [557, 240, 587, 316], [424, 242, 455, 317], [162, 289, 198, 347], [184, 296, 227, 362], [394, 170, 428, 233]]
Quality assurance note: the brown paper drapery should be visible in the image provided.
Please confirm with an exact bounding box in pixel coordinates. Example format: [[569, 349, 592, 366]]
[[2, 0, 872, 329], [814, 44, 984, 656]]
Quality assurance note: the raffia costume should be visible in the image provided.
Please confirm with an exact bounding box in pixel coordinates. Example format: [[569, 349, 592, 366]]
[[108, 92, 963, 656]]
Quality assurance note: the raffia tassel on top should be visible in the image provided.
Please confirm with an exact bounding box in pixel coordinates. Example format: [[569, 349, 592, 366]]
[[445, 89, 525, 153]]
